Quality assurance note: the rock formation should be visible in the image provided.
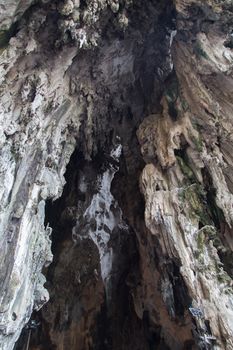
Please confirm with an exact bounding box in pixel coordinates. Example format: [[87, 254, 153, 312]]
[[0, 0, 233, 349]]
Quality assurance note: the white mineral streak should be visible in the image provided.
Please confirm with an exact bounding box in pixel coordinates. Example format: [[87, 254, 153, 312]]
[[169, 30, 177, 48], [167, 29, 177, 70], [84, 144, 122, 285]]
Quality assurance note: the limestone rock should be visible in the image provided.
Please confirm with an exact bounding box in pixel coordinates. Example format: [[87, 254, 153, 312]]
[[0, 0, 233, 349], [0, 0, 34, 30]]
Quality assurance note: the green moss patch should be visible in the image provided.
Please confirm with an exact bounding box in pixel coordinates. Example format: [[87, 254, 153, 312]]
[[0, 30, 9, 48], [179, 183, 211, 226], [194, 41, 209, 60], [176, 156, 196, 182]]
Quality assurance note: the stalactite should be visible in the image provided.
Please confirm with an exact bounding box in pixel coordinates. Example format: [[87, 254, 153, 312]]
[[0, 1, 233, 349]]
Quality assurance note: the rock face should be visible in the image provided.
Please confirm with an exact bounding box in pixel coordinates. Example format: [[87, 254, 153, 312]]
[[0, 0, 34, 30], [0, 0, 233, 349]]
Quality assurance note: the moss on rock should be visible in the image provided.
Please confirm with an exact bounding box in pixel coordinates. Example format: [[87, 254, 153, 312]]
[[176, 156, 196, 182], [180, 183, 211, 226], [0, 30, 9, 48], [194, 41, 209, 60]]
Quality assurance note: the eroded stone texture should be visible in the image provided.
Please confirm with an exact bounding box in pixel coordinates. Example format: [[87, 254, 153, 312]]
[[137, 1, 233, 348], [0, 0, 34, 30], [0, 0, 233, 349], [0, 1, 176, 349]]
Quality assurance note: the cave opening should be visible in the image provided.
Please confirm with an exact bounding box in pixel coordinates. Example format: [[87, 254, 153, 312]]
[[19, 141, 159, 350], [13, 0, 197, 348]]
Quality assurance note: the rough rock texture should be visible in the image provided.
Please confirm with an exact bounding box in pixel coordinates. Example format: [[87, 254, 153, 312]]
[[0, 0, 233, 349], [0, 0, 34, 30]]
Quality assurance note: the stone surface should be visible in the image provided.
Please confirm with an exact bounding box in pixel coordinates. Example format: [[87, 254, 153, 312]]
[[0, 0, 34, 30], [0, 0, 232, 349]]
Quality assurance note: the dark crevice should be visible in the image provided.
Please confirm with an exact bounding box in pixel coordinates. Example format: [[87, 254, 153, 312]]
[[0, 21, 19, 48], [202, 168, 233, 279], [23, 144, 156, 350], [14, 0, 198, 349]]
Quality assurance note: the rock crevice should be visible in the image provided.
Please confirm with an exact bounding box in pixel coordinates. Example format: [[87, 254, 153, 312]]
[[0, 0, 233, 349]]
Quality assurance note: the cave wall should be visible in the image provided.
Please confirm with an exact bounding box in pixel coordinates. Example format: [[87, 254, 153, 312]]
[[0, 0, 233, 349]]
